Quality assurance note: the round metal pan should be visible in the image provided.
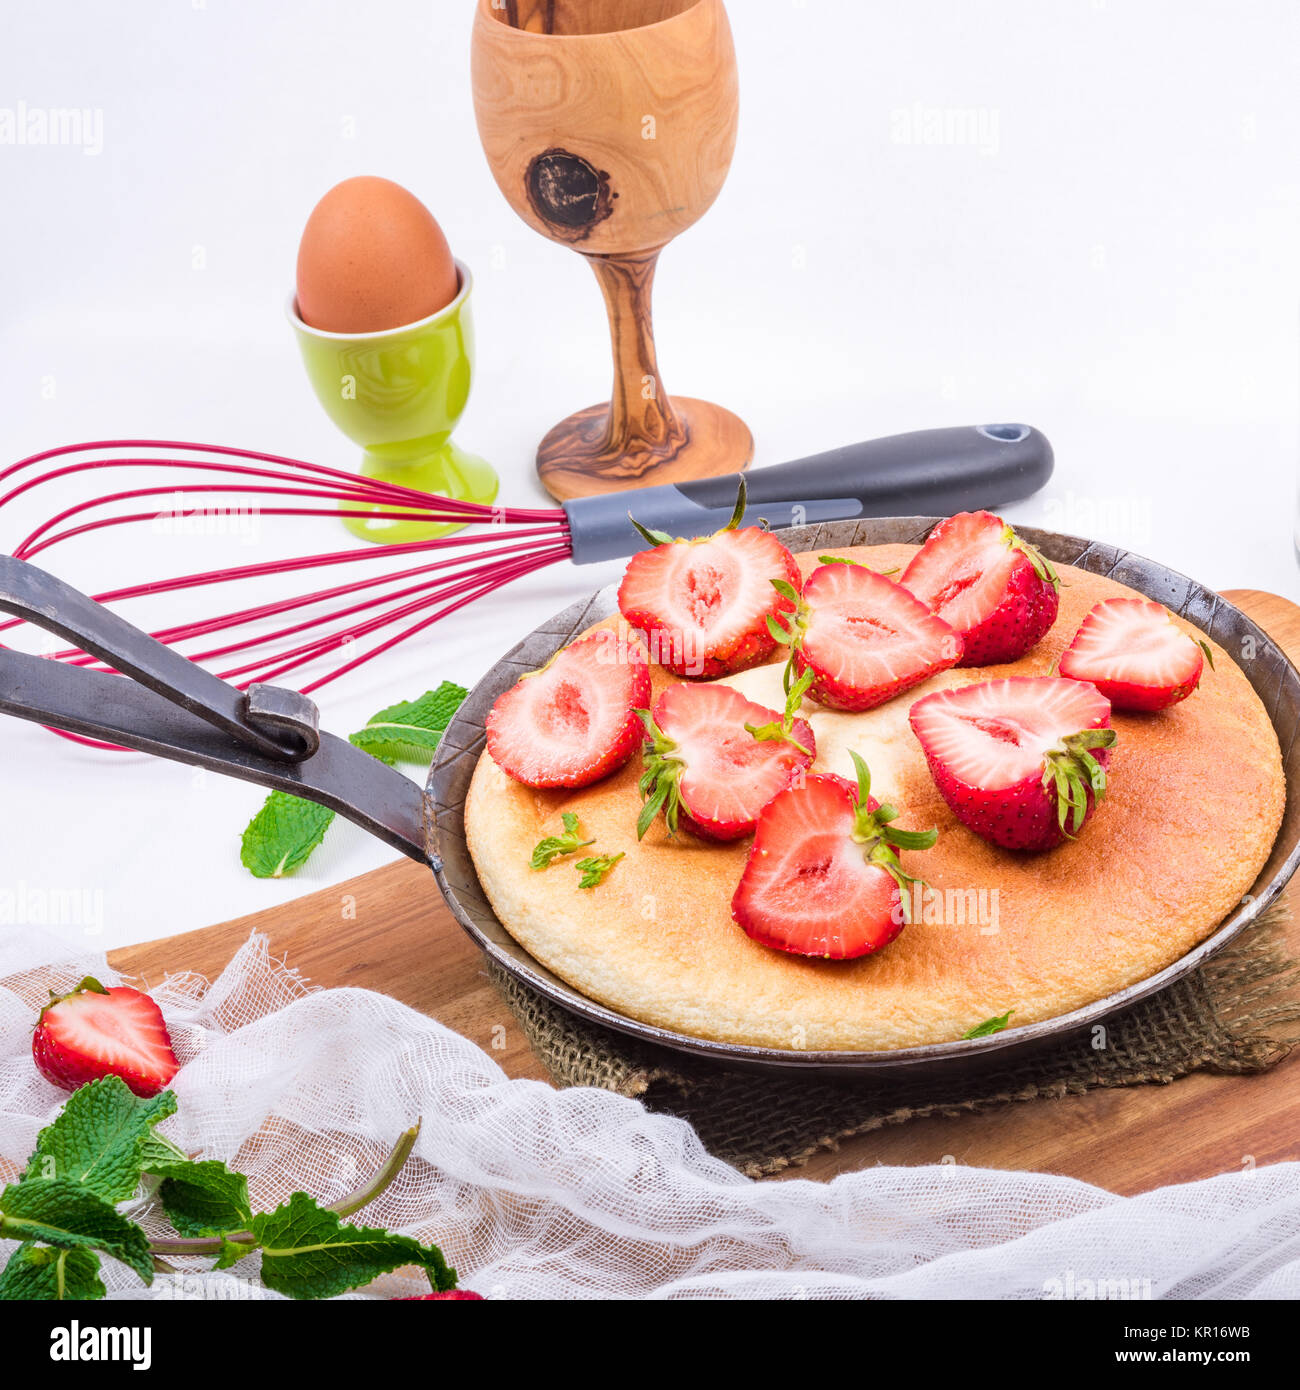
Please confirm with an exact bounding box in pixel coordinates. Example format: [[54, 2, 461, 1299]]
[[428, 517, 1300, 1078]]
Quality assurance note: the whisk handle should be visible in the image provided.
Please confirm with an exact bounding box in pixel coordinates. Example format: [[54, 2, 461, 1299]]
[[563, 423, 1052, 565]]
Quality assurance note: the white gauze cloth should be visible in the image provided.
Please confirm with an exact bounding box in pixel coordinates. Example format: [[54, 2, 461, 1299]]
[[1, 926, 1298, 1300]]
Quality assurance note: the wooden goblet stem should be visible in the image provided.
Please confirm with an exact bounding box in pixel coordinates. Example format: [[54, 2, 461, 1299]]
[[587, 247, 687, 458], [535, 246, 753, 500]]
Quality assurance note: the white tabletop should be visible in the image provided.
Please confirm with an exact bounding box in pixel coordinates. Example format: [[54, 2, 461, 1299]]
[[2, 0, 1297, 952]]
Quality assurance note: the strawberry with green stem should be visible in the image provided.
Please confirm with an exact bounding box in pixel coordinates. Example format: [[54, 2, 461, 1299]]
[[732, 751, 938, 959], [618, 480, 803, 679], [765, 562, 963, 713], [909, 676, 1118, 851], [901, 511, 1060, 666], [32, 977, 179, 1099], [636, 682, 815, 842]]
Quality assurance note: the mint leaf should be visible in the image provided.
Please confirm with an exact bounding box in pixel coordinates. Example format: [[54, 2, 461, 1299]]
[[0, 1244, 105, 1301], [576, 853, 624, 889], [240, 793, 336, 879], [240, 683, 468, 879], [0, 1179, 152, 1283], [963, 1010, 1015, 1039], [151, 1159, 253, 1239], [137, 1131, 189, 1168], [531, 812, 595, 870], [215, 1237, 256, 1270], [251, 1192, 454, 1299], [24, 1076, 176, 1202], [348, 682, 468, 763]]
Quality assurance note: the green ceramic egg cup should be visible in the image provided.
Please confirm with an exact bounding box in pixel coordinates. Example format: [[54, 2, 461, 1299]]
[[288, 260, 498, 543]]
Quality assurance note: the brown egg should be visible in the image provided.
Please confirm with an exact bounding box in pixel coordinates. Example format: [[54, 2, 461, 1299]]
[[296, 176, 459, 334]]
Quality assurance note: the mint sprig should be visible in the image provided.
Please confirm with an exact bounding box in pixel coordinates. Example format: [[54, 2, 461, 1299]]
[[0, 1245, 105, 1301], [240, 681, 467, 879], [240, 795, 335, 880], [531, 812, 595, 870], [24, 1057, 176, 1201], [964, 1010, 1015, 1039], [576, 852, 624, 889], [0, 1179, 154, 1284], [249, 1194, 453, 1300], [533, 814, 623, 887], [0, 1076, 459, 1301], [347, 684, 469, 762], [153, 1159, 254, 1239]]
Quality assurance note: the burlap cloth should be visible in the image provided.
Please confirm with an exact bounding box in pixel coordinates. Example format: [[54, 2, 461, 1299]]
[[490, 905, 1300, 1177]]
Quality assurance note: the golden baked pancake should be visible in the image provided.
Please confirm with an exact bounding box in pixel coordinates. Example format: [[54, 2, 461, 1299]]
[[465, 545, 1285, 1051]]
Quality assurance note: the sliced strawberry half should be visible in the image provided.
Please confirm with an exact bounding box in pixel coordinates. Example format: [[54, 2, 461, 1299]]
[[486, 629, 650, 789], [771, 562, 962, 712], [901, 510, 1060, 666], [732, 754, 937, 959], [637, 682, 815, 842], [32, 976, 180, 1097], [1059, 597, 1213, 711], [909, 676, 1117, 851], [618, 487, 802, 679]]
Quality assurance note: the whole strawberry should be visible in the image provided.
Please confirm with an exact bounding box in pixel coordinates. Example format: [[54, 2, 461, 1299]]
[[1059, 597, 1214, 711], [33, 976, 180, 1097], [732, 752, 937, 959], [486, 629, 650, 789], [617, 484, 802, 679], [902, 511, 1060, 666], [769, 561, 962, 712], [909, 676, 1117, 851], [637, 682, 815, 842]]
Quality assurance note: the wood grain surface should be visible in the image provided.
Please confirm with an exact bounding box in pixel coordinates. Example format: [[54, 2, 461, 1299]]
[[471, 0, 740, 256], [108, 588, 1300, 1197], [470, 0, 754, 499]]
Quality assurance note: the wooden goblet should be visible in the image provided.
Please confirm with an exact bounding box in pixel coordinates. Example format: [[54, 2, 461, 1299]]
[[471, 0, 753, 501]]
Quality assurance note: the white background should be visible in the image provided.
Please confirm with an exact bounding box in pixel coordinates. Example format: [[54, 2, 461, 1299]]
[[1, 1, 1297, 951]]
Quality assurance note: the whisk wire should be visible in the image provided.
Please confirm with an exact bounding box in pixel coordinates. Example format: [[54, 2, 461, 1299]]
[[0, 439, 577, 749]]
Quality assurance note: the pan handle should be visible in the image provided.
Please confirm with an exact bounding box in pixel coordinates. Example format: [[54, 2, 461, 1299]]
[[0, 555, 431, 864]]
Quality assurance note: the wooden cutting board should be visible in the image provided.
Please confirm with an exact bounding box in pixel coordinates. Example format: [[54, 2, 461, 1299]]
[[109, 589, 1300, 1196]]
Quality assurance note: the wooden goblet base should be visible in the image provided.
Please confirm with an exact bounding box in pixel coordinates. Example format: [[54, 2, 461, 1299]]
[[536, 397, 754, 502]]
